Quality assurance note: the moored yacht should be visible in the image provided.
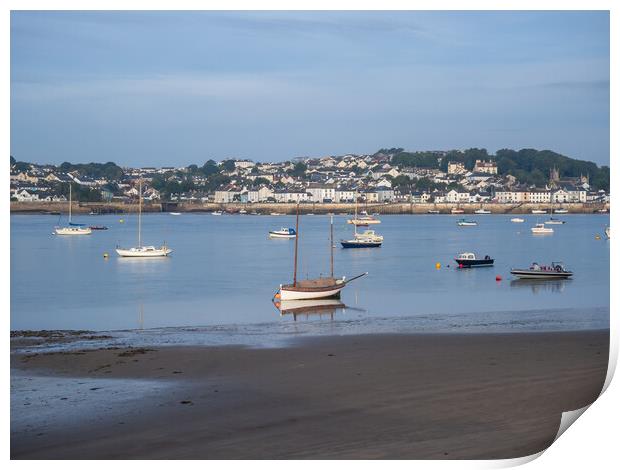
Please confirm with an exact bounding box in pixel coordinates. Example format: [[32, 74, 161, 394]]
[[341, 230, 383, 248], [544, 218, 566, 225], [455, 252, 494, 268], [457, 218, 477, 226], [531, 223, 553, 234], [511, 262, 573, 279], [54, 185, 92, 235], [269, 227, 296, 239]]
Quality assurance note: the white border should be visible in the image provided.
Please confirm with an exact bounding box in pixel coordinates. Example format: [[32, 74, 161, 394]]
[[4, 1, 616, 468]]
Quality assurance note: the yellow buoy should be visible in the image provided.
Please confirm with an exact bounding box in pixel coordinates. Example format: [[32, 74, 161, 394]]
[[103, 252, 109, 258], [435, 262, 441, 270], [595, 235, 601, 240], [119, 218, 124, 223]]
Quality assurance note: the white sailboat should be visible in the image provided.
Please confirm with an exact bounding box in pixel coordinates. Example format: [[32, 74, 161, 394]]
[[116, 180, 172, 257], [54, 184, 92, 235]]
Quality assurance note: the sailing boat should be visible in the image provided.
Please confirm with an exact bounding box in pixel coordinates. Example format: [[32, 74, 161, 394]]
[[54, 184, 92, 235], [115, 179, 172, 257], [275, 207, 367, 301], [341, 192, 383, 248]]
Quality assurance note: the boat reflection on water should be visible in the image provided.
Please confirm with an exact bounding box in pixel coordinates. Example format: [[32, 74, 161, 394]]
[[273, 298, 347, 321], [509, 279, 569, 294]]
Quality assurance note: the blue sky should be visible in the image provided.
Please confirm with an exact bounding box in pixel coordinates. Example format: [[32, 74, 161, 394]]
[[10, 11, 610, 167]]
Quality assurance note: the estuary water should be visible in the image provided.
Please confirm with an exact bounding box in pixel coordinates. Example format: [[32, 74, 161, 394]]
[[10, 213, 610, 344]]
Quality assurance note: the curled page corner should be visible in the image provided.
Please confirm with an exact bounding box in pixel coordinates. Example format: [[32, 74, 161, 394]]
[[554, 405, 591, 442]]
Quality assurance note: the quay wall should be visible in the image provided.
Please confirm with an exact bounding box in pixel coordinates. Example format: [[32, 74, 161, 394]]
[[11, 201, 610, 215]]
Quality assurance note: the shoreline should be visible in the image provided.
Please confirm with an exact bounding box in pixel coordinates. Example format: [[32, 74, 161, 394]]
[[10, 201, 610, 215], [11, 329, 609, 459]]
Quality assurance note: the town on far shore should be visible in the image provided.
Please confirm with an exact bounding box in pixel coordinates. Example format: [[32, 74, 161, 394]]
[[9, 147, 610, 212]]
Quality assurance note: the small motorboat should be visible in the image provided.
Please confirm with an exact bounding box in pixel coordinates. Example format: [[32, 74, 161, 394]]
[[531, 223, 553, 234], [269, 227, 297, 239], [170, 212, 181, 216], [89, 225, 109, 230], [554, 208, 568, 214], [239, 209, 247, 214], [341, 230, 383, 248], [511, 217, 525, 223], [474, 209, 491, 214], [270, 212, 283, 216], [427, 210, 440, 214], [511, 262, 573, 279], [451, 208, 465, 214], [455, 252, 494, 268], [531, 209, 547, 214], [544, 218, 566, 225], [597, 208, 608, 213], [211, 210, 223, 216], [457, 219, 477, 226]]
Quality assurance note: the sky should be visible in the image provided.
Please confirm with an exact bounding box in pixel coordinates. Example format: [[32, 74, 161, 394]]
[[10, 11, 610, 167]]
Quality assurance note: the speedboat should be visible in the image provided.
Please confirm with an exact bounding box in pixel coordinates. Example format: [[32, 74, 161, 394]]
[[269, 227, 297, 239], [511, 262, 573, 279], [544, 218, 566, 225], [341, 230, 383, 248], [455, 252, 494, 268], [510, 217, 525, 223], [531, 223, 553, 234], [531, 209, 547, 214], [474, 209, 491, 214], [457, 219, 477, 226]]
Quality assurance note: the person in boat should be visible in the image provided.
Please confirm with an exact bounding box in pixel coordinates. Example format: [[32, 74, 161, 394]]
[[484, 255, 491, 260]]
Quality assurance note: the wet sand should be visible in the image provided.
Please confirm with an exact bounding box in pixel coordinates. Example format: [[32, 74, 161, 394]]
[[11, 330, 608, 459]]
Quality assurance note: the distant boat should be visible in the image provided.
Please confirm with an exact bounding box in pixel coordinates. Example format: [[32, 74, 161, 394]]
[[275, 209, 367, 301], [474, 209, 491, 214], [347, 210, 381, 226], [270, 212, 283, 216], [116, 180, 172, 258], [211, 210, 223, 216], [89, 225, 108, 231], [55, 185, 92, 235], [170, 212, 181, 216], [427, 210, 440, 214], [455, 252, 494, 268], [605, 227, 610, 239], [269, 227, 297, 239], [511, 262, 573, 279], [451, 208, 465, 214], [511, 217, 525, 223], [597, 208, 608, 213], [545, 218, 566, 225], [341, 230, 383, 248], [457, 218, 477, 226], [554, 208, 568, 214], [531, 223, 553, 234], [531, 209, 547, 214], [239, 209, 247, 214]]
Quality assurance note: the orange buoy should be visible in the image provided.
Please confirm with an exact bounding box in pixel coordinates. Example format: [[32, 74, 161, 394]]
[[435, 262, 441, 269], [274, 292, 281, 299], [496, 275, 502, 282]]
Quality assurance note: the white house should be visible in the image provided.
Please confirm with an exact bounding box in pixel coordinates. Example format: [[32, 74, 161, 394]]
[[306, 183, 336, 202]]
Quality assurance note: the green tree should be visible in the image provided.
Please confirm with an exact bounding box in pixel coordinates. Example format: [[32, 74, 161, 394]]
[[289, 162, 307, 178]]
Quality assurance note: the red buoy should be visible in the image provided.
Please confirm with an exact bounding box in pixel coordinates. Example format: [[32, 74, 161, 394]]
[[459, 263, 463, 269], [496, 275, 502, 282]]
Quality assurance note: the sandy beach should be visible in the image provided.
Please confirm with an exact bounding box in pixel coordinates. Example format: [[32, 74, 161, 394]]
[[11, 330, 608, 459]]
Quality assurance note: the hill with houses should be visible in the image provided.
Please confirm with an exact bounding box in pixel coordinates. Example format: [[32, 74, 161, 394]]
[[9, 148, 610, 206]]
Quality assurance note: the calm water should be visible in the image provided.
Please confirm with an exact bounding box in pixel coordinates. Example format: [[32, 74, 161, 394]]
[[11, 213, 609, 342]]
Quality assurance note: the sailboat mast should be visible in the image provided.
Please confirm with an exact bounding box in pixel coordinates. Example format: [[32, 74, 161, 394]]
[[68, 184, 72, 223], [138, 179, 142, 248], [293, 203, 300, 287], [330, 214, 334, 278], [354, 191, 358, 235]]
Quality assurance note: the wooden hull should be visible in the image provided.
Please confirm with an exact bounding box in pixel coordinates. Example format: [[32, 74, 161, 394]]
[[279, 281, 345, 300]]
